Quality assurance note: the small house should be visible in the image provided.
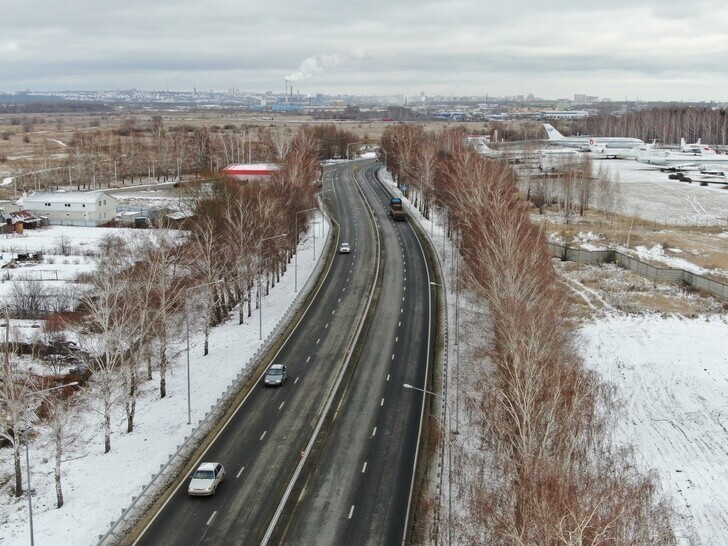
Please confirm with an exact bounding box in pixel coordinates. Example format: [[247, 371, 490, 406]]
[[21, 191, 118, 226]]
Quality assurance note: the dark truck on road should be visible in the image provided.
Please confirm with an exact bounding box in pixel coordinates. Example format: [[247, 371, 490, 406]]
[[390, 197, 405, 221]]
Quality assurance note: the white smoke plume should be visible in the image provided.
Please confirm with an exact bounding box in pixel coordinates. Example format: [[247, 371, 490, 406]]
[[285, 54, 347, 82]]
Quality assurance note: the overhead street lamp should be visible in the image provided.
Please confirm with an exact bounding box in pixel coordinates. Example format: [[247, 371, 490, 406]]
[[294, 208, 317, 292], [346, 142, 363, 160], [403, 383, 454, 545], [258, 233, 288, 340], [24, 382, 78, 546], [185, 278, 223, 425], [316, 189, 338, 248]]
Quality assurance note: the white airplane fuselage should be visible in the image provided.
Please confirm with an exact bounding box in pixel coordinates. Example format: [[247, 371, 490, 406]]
[[543, 123, 644, 151], [588, 144, 646, 159], [635, 150, 728, 168]]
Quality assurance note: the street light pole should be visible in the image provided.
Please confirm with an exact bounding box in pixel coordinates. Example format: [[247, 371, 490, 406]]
[[403, 383, 453, 545], [454, 231, 460, 434], [24, 382, 78, 546], [258, 233, 287, 340], [346, 142, 363, 160], [294, 208, 316, 292]]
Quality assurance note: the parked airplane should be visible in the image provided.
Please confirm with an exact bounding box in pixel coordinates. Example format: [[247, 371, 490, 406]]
[[466, 136, 499, 156], [635, 147, 728, 172], [538, 148, 581, 172], [680, 137, 716, 155], [587, 143, 653, 159], [543, 123, 644, 150]]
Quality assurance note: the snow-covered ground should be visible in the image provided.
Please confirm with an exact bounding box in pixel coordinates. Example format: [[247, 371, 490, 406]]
[[0, 226, 133, 294], [580, 315, 728, 544], [0, 220, 330, 545], [379, 167, 728, 545], [2, 159, 725, 545], [592, 159, 728, 226]]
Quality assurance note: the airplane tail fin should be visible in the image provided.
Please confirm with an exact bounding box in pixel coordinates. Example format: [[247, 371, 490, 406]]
[[543, 123, 565, 140], [680, 137, 687, 149]]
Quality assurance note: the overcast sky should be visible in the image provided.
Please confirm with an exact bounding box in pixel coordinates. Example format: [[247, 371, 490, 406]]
[[2, 0, 728, 101]]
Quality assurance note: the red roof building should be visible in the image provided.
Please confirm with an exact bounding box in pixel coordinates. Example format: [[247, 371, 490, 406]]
[[221, 163, 280, 181]]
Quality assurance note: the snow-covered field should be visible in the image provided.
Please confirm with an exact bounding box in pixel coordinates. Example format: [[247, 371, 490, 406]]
[[580, 315, 728, 544], [592, 159, 728, 226], [0, 226, 132, 295]]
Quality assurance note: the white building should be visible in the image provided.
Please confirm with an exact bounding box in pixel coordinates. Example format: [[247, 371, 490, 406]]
[[541, 110, 590, 120], [21, 191, 118, 226]]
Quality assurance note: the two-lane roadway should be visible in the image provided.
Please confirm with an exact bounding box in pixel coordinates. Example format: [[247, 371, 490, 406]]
[[273, 161, 434, 544]]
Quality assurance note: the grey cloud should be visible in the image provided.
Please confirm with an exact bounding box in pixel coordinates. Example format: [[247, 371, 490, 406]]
[[1, 0, 728, 100]]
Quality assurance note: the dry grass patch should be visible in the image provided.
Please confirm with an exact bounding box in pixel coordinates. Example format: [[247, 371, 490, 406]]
[[554, 261, 726, 317]]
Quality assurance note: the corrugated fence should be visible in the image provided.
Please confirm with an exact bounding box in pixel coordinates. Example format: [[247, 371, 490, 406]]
[[546, 243, 728, 299]]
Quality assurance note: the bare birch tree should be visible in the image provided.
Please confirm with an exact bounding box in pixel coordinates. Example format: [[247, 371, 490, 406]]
[[0, 311, 33, 496], [45, 393, 76, 508]]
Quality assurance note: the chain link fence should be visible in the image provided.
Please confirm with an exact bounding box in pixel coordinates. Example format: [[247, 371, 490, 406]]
[[547, 243, 728, 299]]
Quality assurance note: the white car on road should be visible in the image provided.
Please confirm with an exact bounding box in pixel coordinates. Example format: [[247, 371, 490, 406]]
[[188, 462, 225, 496]]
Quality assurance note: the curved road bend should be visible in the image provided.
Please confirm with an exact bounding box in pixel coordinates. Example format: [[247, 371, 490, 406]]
[[132, 161, 378, 545], [274, 161, 434, 545]]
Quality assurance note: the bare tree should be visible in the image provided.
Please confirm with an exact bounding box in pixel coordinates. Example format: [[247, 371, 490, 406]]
[[45, 393, 76, 508], [268, 126, 295, 161], [79, 238, 140, 452], [138, 231, 185, 397], [10, 277, 49, 319], [186, 213, 224, 356], [404, 130, 678, 542], [0, 311, 33, 496]]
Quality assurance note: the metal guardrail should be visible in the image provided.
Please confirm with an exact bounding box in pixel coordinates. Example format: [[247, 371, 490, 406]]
[[374, 167, 450, 542], [547, 243, 728, 299], [97, 223, 332, 545]]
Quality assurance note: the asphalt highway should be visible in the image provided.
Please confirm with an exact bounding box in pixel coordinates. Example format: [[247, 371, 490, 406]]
[[133, 161, 380, 545], [132, 160, 434, 546], [272, 162, 434, 545]]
